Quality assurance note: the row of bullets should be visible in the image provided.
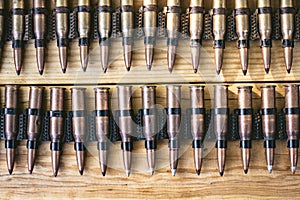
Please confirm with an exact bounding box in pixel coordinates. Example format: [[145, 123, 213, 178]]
[[2, 0, 297, 75], [2, 84, 300, 176]]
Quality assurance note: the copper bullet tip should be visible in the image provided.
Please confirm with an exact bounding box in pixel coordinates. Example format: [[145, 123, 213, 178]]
[[145, 44, 154, 69], [123, 45, 132, 71], [196, 169, 200, 176], [239, 47, 248, 73], [171, 169, 176, 176], [100, 45, 109, 72], [190, 46, 200, 72], [80, 46, 89, 72], [58, 47, 67, 73], [6, 148, 15, 176], [36, 47, 45, 74], [244, 169, 248, 174], [214, 48, 224, 73], [284, 47, 293, 72], [262, 47, 271, 73], [126, 170, 131, 177], [267, 165, 273, 174], [219, 171, 224, 176], [168, 45, 176, 72], [14, 48, 22, 73]]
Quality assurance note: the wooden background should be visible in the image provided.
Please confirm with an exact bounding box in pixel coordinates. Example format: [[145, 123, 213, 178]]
[[0, 0, 299, 199]]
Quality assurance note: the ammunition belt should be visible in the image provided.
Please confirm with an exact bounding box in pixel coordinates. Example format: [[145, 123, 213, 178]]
[[3, 7, 300, 44], [0, 106, 288, 146]]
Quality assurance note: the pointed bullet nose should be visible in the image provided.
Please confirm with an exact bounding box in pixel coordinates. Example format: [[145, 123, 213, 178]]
[[79, 170, 84, 175], [14, 48, 22, 73], [150, 168, 155, 176], [196, 170, 201, 176], [291, 166, 296, 174], [244, 169, 248, 174], [123, 45, 132, 71], [126, 170, 131, 177], [242, 70, 247, 76], [239, 47, 248, 73], [284, 47, 293, 73], [62, 68, 66, 74], [36, 47, 45, 74], [145, 45, 154, 70], [214, 48, 224, 73], [287, 69, 291, 74], [219, 171, 224, 176], [103, 68, 108, 73], [8, 169, 13, 175], [39, 70, 44, 75], [100, 45, 109, 72], [59, 46, 68, 73], [190, 46, 200, 73], [168, 45, 177, 72], [80, 46, 89, 72], [53, 171, 58, 177], [194, 69, 198, 74], [171, 169, 176, 176], [262, 47, 271, 73], [102, 171, 106, 177], [16, 70, 21, 76], [147, 65, 152, 71], [265, 67, 270, 74], [29, 170, 33, 174], [267, 165, 273, 174]]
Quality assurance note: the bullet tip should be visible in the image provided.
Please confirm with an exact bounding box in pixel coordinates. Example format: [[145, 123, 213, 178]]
[[16, 70, 21, 76], [244, 169, 248, 174], [53, 171, 58, 177], [8, 169, 13, 175], [171, 169, 176, 176], [62, 68, 66, 74], [82, 67, 87, 72], [219, 171, 224, 176], [287, 69, 291, 74], [242, 70, 247, 76], [126, 170, 131, 177], [39, 70, 44, 75], [103, 68, 108, 73], [29, 170, 33, 174], [102, 171, 106, 177], [193, 69, 198, 74], [150, 168, 155, 176], [126, 67, 131, 72], [79, 170, 84, 175], [216, 70, 221, 75], [168, 68, 173, 73], [265, 68, 270, 74], [267, 165, 273, 174], [291, 166, 296, 174], [196, 170, 201, 176], [147, 65, 152, 71]]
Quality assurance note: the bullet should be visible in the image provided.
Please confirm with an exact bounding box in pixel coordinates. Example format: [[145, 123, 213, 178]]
[[143, 0, 157, 70], [77, 0, 91, 72], [71, 88, 87, 175], [4, 85, 19, 174], [237, 86, 253, 174], [98, 0, 112, 73], [94, 87, 110, 176], [280, 0, 295, 73], [0, 0, 4, 65], [189, 0, 204, 73], [141, 86, 157, 175], [49, 87, 65, 177], [33, 0, 47, 75], [12, 0, 25, 75], [166, 85, 181, 176], [117, 86, 134, 176], [121, 0, 135, 71], [234, 0, 250, 75], [212, 0, 226, 74], [257, 0, 272, 74], [284, 85, 299, 174], [166, 0, 181, 72], [213, 85, 228, 176], [189, 86, 205, 175], [55, 0, 69, 73], [26, 86, 44, 173], [260, 85, 276, 173]]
